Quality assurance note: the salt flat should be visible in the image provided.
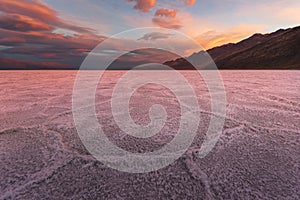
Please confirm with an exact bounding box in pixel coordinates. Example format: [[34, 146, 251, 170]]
[[0, 70, 299, 199]]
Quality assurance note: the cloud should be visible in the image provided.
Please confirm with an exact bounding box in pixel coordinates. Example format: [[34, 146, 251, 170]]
[[0, 27, 105, 60], [138, 32, 174, 41], [154, 9, 177, 18], [152, 17, 182, 29], [180, 0, 196, 6], [0, 0, 95, 34], [125, 1, 195, 30], [152, 8, 182, 29], [127, 0, 156, 12], [0, 14, 53, 32], [0, 0, 106, 69], [0, 37, 26, 45]]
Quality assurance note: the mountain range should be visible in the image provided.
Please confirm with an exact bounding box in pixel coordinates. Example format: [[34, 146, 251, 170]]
[[1, 26, 299, 70], [165, 25, 300, 69]]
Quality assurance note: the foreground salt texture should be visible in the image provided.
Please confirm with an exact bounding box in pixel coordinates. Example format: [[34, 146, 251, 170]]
[[0, 70, 299, 199]]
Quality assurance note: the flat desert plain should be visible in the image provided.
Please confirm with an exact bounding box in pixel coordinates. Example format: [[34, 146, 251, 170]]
[[0, 70, 299, 199]]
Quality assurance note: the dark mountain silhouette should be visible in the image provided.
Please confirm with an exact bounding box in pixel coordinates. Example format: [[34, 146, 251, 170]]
[[164, 26, 300, 69], [1, 26, 299, 70], [0, 57, 72, 70]]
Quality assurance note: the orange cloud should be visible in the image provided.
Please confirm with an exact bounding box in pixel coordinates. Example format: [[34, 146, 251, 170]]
[[152, 8, 182, 29], [155, 9, 177, 18], [127, 0, 156, 12], [180, 0, 196, 6], [152, 17, 182, 29]]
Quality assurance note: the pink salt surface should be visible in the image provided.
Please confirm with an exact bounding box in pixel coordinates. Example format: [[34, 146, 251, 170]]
[[0, 70, 299, 199]]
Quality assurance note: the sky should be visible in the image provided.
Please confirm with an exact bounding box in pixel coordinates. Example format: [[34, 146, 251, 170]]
[[0, 0, 299, 69]]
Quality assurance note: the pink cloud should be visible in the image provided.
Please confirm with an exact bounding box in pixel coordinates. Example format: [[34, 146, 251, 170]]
[[152, 17, 182, 29], [0, 14, 53, 32], [0, 37, 26, 44], [0, 0, 107, 69], [155, 9, 177, 18], [0, 0, 95, 34], [152, 8, 182, 29], [127, 0, 156, 12], [181, 0, 196, 6]]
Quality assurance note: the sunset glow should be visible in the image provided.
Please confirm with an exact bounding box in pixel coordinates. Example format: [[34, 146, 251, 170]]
[[0, 0, 299, 68]]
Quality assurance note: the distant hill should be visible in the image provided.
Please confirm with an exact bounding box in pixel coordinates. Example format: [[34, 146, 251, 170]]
[[1, 26, 299, 70], [165, 26, 300, 69], [0, 57, 72, 70]]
